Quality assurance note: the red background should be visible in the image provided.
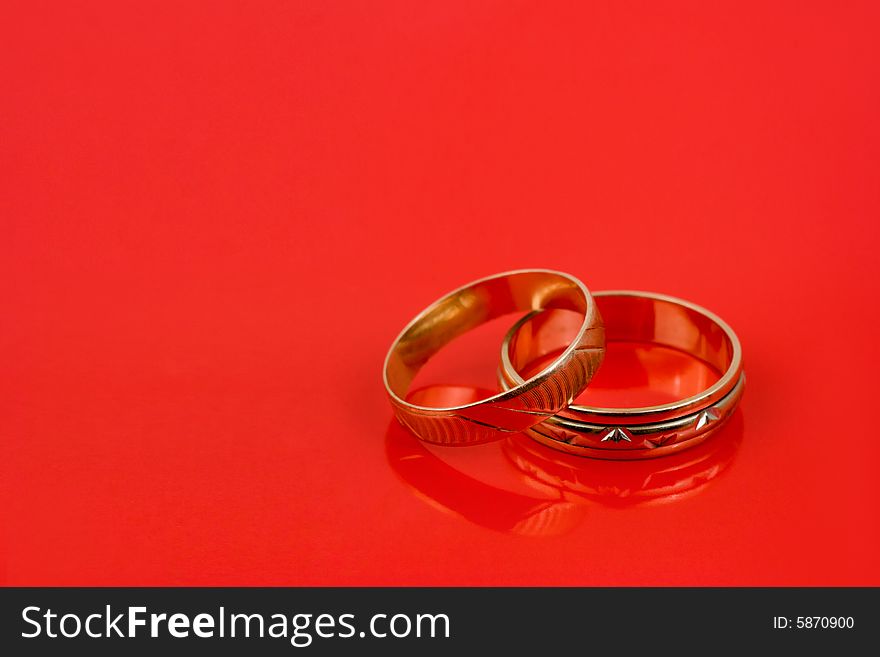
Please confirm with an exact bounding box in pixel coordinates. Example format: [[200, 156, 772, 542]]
[[2, 1, 878, 585]]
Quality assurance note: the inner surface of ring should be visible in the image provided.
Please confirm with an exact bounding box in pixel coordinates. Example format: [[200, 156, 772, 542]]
[[508, 296, 732, 405], [387, 272, 588, 402]]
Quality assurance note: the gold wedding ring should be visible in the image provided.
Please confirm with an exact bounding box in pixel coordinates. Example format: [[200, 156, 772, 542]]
[[383, 270, 605, 445], [498, 291, 744, 459]]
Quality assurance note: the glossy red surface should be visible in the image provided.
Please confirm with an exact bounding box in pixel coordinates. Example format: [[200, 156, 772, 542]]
[[2, 1, 878, 585]]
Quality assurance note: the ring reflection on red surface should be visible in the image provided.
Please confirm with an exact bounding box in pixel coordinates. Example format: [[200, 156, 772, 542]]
[[502, 415, 743, 508], [386, 381, 743, 536]]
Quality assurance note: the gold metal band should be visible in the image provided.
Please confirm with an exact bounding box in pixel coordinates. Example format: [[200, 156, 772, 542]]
[[498, 290, 744, 458], [384, 270, 605, 445]]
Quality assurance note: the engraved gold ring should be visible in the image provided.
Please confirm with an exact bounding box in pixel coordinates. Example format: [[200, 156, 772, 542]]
[[383, 270, 605, 445], [498, 291, 744, 459]]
